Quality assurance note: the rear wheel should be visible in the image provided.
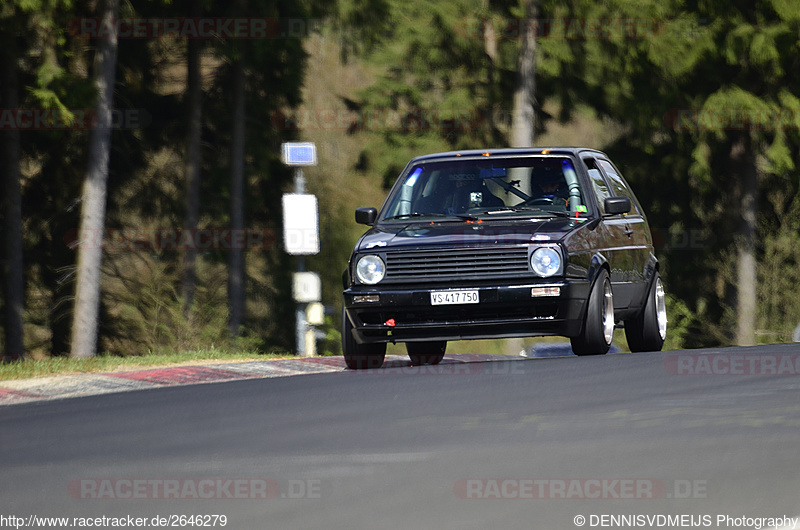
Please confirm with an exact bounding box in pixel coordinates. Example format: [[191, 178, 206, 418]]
[[406, 341, 447, 366], [625, 272, 667, 352], [571, 269, 614, 356], [342, 307, 386, 369]]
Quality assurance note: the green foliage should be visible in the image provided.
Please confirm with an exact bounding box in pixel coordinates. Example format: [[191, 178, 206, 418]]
[[2, 0, 338, 359], [663, 293, 694, 352], [320, 0, 800, 351], [756, 190, 800, 343], [352, 0, 508, 184], [586, 0, 800, 347], [6, 0, 800, 359], [757, 226, 800, 343], [333, 0, 392, 58], [101, 253, 231, 355]]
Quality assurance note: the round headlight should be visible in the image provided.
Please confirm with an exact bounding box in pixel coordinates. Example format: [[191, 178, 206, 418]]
[[530, 247, 561, 277], [356, 255, 386, 285]]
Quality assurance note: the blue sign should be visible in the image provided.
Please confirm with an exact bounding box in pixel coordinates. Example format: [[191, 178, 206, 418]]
[[282, 142, 317, 166]]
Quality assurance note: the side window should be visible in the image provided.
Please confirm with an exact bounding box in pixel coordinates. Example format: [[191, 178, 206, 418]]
[[597, 159, 642, 215], [583, 158, 611, 214]]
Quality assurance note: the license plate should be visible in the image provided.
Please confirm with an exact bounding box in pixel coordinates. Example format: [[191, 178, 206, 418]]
[[430, 290, 479, 306]]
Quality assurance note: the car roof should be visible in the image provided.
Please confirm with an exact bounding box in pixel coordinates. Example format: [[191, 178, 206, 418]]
[[408, 147, 607, 164]]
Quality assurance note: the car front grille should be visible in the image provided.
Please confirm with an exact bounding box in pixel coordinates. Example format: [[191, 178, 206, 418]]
[[384, 246, 531, 284]]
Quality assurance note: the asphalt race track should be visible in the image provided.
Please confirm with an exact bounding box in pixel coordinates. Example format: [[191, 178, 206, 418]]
[[2, 343, 800, 530]]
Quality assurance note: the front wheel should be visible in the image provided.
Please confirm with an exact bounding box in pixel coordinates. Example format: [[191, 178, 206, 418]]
[[406, 341, 447, 366], [624, 272, 667, 352], [571, 269, 614, 356], [342, 307, 386, 369]]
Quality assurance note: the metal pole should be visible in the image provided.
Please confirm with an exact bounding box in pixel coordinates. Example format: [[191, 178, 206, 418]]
[[295, 167, 307, 356], [294, 167, 306, 194], [296, 256, 306, 356]]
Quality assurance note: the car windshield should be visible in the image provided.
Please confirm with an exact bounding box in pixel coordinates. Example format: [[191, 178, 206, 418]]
[[380, 156, 589, 221]]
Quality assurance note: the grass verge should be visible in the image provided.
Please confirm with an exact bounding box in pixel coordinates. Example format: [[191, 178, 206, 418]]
[[0, 350, 293, 381]]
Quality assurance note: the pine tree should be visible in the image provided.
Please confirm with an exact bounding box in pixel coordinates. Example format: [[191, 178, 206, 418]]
[[1, 20, 24, 361], [70, 0, 120, 357], [581, 0, 800, 345]]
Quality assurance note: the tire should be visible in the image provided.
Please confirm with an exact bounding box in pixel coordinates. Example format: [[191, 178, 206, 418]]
[[625, 272, 667, 352], [406, 341, 447, 366], [571, 269, 614, 356], [341, 306, 386, 369]]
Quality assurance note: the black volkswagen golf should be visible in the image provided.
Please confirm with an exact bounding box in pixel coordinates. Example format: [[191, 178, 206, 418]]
[[342, 148, 667, 369]]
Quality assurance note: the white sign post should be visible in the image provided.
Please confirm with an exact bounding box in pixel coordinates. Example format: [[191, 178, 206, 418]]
[[292, 272, 321, 303], [281, 142, 320, 357], [282, 194, 320, 255]]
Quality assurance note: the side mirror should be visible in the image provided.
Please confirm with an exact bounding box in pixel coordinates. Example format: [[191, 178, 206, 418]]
[[355, 207, 378, 225], [604, 196, 631, 216]]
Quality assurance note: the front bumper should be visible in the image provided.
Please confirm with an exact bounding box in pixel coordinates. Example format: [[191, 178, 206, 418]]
[[343, 280, 590, 344]]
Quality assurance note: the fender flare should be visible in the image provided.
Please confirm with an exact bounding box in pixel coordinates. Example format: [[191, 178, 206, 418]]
[[573, 253, 611, 337], [587, 252, 609, 285]]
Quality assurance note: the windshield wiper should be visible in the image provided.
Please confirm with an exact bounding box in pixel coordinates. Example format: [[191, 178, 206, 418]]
[[383, 212, 480, 222], [383, 212, 445, 220], [480, 206, 575, 218]]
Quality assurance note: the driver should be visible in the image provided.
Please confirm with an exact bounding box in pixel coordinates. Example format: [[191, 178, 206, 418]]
[[532, 169, 569, 208]]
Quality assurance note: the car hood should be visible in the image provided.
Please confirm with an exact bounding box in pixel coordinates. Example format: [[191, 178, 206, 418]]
[[357, 217, 588, 252]]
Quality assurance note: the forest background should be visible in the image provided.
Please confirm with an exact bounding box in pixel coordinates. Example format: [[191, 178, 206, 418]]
[[2, 0, 799, 362]]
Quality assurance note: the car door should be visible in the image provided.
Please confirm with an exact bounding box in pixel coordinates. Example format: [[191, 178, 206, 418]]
[[583, 157, 636, 309], [596, 158, 650, 306]]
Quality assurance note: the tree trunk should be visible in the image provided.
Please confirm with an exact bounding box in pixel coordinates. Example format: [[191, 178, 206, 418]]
[[70, 0, 119, 358], [228, 59, 246, 338], [1, 38, 25, 361], [733, 136, 757, 346], [510, 0, 537, 148], [506, 0, 538, 356], [182, 31, 203, 317]]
